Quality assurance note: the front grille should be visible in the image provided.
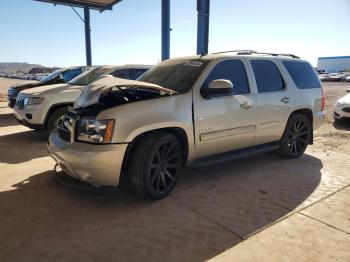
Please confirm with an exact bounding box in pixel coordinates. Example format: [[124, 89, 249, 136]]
[[67, 109, 78, 119], [342, 107, 350, 113], [56, 113, 77, 143], [15, 97, 26, 109], [58, 128, 71, 142]]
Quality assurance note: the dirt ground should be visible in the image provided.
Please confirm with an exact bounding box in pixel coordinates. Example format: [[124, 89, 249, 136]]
[[0, 81, 349, 262], [0, 77, 37, 102]]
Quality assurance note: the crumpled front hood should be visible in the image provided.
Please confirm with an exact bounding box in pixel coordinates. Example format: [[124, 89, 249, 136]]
[[20, 83, 78, 97], [74, 75, 176, 108]]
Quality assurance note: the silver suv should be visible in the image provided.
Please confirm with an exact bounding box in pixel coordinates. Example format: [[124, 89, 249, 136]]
[[48, 51, 325, 200]]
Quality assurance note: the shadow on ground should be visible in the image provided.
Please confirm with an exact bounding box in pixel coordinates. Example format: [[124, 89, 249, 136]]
[[0, 152, 322, 261], [333, 119, 350, 131], [0, 113, 17, 127], [0, 130, 48, 164]]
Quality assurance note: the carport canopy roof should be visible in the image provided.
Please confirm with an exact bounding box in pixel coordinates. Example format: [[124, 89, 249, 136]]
[[35, 0, 122, 11]]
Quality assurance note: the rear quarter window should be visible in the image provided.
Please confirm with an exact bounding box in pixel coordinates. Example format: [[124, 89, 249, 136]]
[[251, 60, 284, 93], [283, 61, 321, 89]]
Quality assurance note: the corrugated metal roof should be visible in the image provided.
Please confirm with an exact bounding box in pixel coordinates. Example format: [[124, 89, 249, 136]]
[[318, 56, 350, 60], [35, 0, 122, 11]]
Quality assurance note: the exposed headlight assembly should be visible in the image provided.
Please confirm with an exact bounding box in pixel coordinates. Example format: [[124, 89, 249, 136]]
[[76, 118, 115, 144], [24, 97, 44, 106]]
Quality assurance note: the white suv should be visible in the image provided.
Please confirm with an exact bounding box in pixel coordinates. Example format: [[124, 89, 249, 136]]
[[14, 65, 151, 131], [48, 51, 325, 199]]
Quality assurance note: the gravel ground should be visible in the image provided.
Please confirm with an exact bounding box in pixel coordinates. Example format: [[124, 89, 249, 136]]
[[0, 80, 349, 261]]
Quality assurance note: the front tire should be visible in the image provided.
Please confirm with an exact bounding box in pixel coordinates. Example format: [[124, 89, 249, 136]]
[[278, 114, 311, 159], [46, 107, 68, 132], [127, 132, 183, 200]]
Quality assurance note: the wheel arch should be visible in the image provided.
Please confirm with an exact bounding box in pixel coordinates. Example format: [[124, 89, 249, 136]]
[[44, 102, 73, 129], [288, 108, 314, 144], [130, 127, 189, 162]]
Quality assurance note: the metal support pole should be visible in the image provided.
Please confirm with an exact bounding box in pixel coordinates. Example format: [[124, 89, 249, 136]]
[[161, 0, 170, 61], [84, 6, 92, 66], [197, 0, 210, 55]]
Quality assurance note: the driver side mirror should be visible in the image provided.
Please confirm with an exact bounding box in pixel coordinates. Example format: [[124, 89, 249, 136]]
[[209, 79, 233, 90], [201, 79, 233, 99]]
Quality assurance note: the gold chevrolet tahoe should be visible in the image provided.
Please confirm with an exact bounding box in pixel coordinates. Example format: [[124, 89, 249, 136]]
[[48, 51, 326, 199]]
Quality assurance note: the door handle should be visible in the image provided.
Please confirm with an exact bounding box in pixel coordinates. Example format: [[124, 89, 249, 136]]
[[240, 101, 254, 109], [281, 97, 291, 104]]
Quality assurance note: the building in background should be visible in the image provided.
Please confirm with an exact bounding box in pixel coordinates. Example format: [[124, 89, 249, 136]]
[[317, 56, 350, 73]]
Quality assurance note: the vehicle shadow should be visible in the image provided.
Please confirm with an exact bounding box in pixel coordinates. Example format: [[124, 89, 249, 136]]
[[0, 113, 17, 127], [0, 130, 48, 164], [333, 119, 350, 131], [0, 152, 322, 261]]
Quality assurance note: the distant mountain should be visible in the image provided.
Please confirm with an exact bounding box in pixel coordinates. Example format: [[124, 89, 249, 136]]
[[0, 62, 52, 73]]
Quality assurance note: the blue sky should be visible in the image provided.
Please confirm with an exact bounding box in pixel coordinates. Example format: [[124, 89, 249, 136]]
[[1, 0, 349, 67]]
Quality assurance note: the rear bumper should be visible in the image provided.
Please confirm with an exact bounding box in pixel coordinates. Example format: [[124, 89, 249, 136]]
[[47, 131, 128, 187]]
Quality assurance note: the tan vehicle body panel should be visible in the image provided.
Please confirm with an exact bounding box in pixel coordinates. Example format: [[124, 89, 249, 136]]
[[48, 54, 325, 187]]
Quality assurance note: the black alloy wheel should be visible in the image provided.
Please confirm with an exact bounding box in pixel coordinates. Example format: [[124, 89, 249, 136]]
[[287, 118, 310, 156], [149, 140, 181, 194], [278, 114, 311, 158], [128, 132, 183, 199]]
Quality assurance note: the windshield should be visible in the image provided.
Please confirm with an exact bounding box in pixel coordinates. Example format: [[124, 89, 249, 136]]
[[69, 67, 110, 86], [39, 69, 61, 83], [138, 59, 209, 93]]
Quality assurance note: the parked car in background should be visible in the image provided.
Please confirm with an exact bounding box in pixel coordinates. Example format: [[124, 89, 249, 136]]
[[48, 51, 325, 200], [7, 67, 88, 108], [14, 65, 151, 132], [341, 73, 350, 82], [319, 74, 329, 81], [334, 89, 350, 121]]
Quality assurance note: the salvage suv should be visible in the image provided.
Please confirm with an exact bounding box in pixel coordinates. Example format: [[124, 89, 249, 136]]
[[14, 65, 151, 132], [48, 51, 325, 200]]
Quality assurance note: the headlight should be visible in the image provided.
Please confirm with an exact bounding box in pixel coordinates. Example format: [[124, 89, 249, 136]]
[[76, 118, 115, 144], [24, 97, 44, 106]]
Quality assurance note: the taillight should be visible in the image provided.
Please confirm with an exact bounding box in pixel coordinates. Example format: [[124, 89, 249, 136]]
[[321, 88, 326, 112]]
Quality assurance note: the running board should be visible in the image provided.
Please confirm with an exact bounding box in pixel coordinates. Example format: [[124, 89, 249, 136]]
[[189, 142, 280, 168]]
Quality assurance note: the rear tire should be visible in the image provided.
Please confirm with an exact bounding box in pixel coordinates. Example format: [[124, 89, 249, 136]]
[[46, 107, 68, 132], [127, 131, 183, 200], [278, 114, 311, 159]]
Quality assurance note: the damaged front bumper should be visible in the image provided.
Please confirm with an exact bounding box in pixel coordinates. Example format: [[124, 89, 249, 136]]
[[48, 131, 128, 187]]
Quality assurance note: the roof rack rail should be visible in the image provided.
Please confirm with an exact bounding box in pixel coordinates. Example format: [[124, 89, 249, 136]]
[[211, 50, 257, 55], [211, 50, 300, 59]]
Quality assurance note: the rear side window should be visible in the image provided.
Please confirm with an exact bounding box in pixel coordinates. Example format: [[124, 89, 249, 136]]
[[112, 69, 131, 79], [283, 61, 321, 89], [202, 59, 250, 95], [131, 69, 148, 80], [251, 60, 284, 92], [62, 68, 83, 82]]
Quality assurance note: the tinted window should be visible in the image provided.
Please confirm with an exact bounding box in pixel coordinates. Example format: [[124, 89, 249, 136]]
[[69, 67, 111, 86], [131, 69, 148, 80], [62, 68, 83, 82], [112, 69, 131, 79], [251, 60, 284, 92], [283, 61, 321, 89], [138, 59, 209, 93], [202, 60, 249, 96]]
